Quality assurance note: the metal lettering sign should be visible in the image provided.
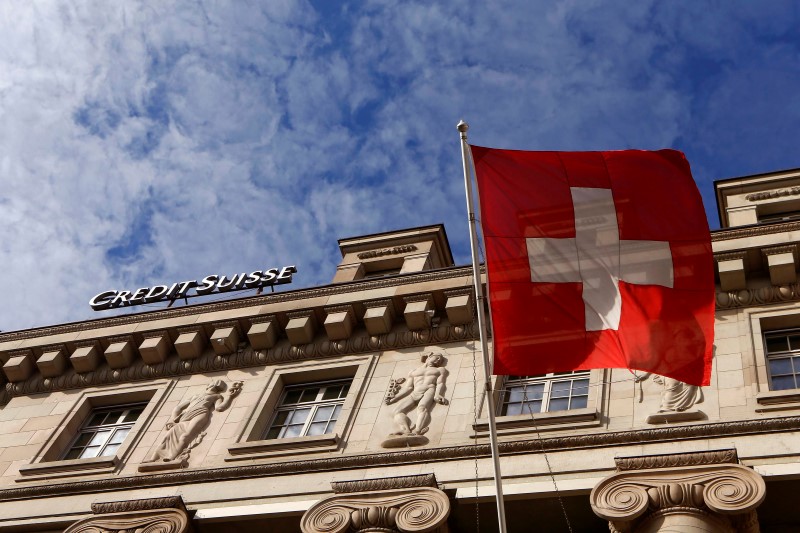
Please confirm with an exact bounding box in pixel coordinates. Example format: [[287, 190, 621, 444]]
[[90, 266, 297, 311]]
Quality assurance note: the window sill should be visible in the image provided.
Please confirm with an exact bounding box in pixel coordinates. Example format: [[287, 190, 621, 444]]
[[473, 408, 599, 438], [225, 433, 339, 461], [755, 389, 800, 412], [17, 455, 117, 482]]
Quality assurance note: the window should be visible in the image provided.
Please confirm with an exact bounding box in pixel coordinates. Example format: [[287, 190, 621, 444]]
[[63, 404, 146, 460], [265, 380, 351, 439], [500, 371, 590, 416], [764, 330, 800, 390]]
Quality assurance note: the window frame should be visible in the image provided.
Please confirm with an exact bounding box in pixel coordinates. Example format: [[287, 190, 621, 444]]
[[473, 369, 605, 438], [226, 355, 374, 461], [746, 307, 800, 411], [62, 402, 148, 461], [265, 379, 351, 440], [18, 380, 172, 481], [500, 371, 591, 416]]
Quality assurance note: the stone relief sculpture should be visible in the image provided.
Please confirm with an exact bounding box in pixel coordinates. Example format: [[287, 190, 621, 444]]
[[381, 352, 448, 448], [636, 372, 705, 424], [141, 379, 242, 469]]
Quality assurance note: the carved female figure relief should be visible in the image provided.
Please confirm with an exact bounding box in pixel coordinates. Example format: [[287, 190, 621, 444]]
[[381, 352, 448, 448], [636, 372, 705, 423], [143, 379, 242, 467]]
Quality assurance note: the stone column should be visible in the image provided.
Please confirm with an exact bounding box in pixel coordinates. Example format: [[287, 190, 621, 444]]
[[64, 496, 192, 533], [590, 449, 765, 533], [301, 473, 450, 533]]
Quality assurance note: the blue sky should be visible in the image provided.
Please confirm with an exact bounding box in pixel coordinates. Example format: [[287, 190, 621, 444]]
[[0, 1, 799, 331]]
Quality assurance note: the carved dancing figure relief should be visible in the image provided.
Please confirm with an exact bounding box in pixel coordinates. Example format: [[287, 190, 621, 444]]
[[636, 372, 705, 423], [381, 352, 448, 448], [143, 379, 242, 466]]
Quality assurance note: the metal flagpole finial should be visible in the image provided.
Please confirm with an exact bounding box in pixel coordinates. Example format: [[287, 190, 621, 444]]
[[457, 119, 469, 138]]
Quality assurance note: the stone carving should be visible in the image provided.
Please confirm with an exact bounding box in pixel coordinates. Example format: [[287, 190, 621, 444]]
[[142, 379, 242, 468], [716, 283, 800, 309], [64, 508, 191, 533], [591, 455, 766, 533], [3, 414, 799, 501], [636, 372, 705, 424], [358, 244, 417, 259], [300, 486, 450, 533], [382, 352, 449, 448], [332, 473, 438, 494], [746, 186, 800, 201], [616, 449, 737, 471], [91, 496, 185, 514]]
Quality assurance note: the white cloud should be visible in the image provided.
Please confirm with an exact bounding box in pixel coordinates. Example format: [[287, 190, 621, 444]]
[[0, 1, 798, 331]]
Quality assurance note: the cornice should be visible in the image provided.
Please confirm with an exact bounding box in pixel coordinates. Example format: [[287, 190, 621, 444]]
[[2, 414, 798, 501], [0, 266, 477, 344], [711, 220, 800, 242], [1, 322, 479, 401], [91, 496, 186, 514]]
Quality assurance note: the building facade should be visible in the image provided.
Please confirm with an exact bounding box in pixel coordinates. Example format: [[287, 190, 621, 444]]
[[0, 171, 799, 532]]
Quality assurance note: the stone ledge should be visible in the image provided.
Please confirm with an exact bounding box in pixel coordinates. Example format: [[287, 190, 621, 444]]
[[226, 434, 339, 461]]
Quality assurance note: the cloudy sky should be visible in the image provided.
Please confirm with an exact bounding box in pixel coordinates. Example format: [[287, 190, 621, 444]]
[[1, 1, 798, 332]]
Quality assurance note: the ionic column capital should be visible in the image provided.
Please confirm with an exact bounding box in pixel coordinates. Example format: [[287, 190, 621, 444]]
[[300, 486, 450, 533], [591, 452, 765, 533]]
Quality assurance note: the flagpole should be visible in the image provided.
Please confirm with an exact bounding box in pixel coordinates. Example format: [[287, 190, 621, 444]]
[[458, 120, 508, 533]]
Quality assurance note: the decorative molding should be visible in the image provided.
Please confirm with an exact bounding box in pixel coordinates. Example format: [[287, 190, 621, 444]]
[[1, 323, 478, 401], [3, 414, 799, 502], [615, 449, 738, 471], [332, 473, 438, 494], [300, 486, 449, 533], [91, 495, 186, 514], [357, 244, 418, 259], [0, 266, 477, 344], [715, 283, 800, 309], [746, 187, 800, 201], [711, 219, 800, 242]]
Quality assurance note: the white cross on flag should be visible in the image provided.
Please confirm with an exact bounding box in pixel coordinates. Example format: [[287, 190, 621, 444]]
[[472, 148, 714, 386]]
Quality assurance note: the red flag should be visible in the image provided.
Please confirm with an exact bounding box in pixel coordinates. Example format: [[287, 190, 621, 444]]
[[472, 147, 714, 386]]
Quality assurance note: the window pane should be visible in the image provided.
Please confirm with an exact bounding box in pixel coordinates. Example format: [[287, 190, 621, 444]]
[[321, 385, 342, 401], [283, 424, 304, 438], [789, 335, 800, 351], [73, 432, 94, 448], [299, 388, 320, 403], [313, 405, 335, 422], [105, 410, 126, 424], [123, 407, 144, 423], [770, 358, 793, 376], [551, 381, 572, 397], [507, 388, 526, 403], [504, 403, 522, 416], [86, 412, 109, 427], [528, 383, 545, 398], [286, 408, 310, 425], [766, 336, 788, 353], [571, 395, 589, 409], [332, 404, 342, 420], [772, 375, 797, 390], [266, 427, 281, 439], [549, 398, 569, 411], [101, 444, 120, 457], [64, 447, 83, 460], [283, 389, 303, 405], [88, 430, 112, 447], [306, 422, 327, 436], [272, 411, 290, 426], [108, 428, 130, 445], [524, 400, 542, 414], [80, 446, 102, 459], [572, 379, 590, 396]]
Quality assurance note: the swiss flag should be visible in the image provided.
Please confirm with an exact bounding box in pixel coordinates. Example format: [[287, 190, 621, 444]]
[[472, 147, 714, 386]]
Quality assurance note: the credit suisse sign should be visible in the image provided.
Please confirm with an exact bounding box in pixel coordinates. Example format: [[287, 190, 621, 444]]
[[90, 265, 297, 311]]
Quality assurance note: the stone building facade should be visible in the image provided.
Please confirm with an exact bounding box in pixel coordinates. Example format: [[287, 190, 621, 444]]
[[0, 172, 799, 531]]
